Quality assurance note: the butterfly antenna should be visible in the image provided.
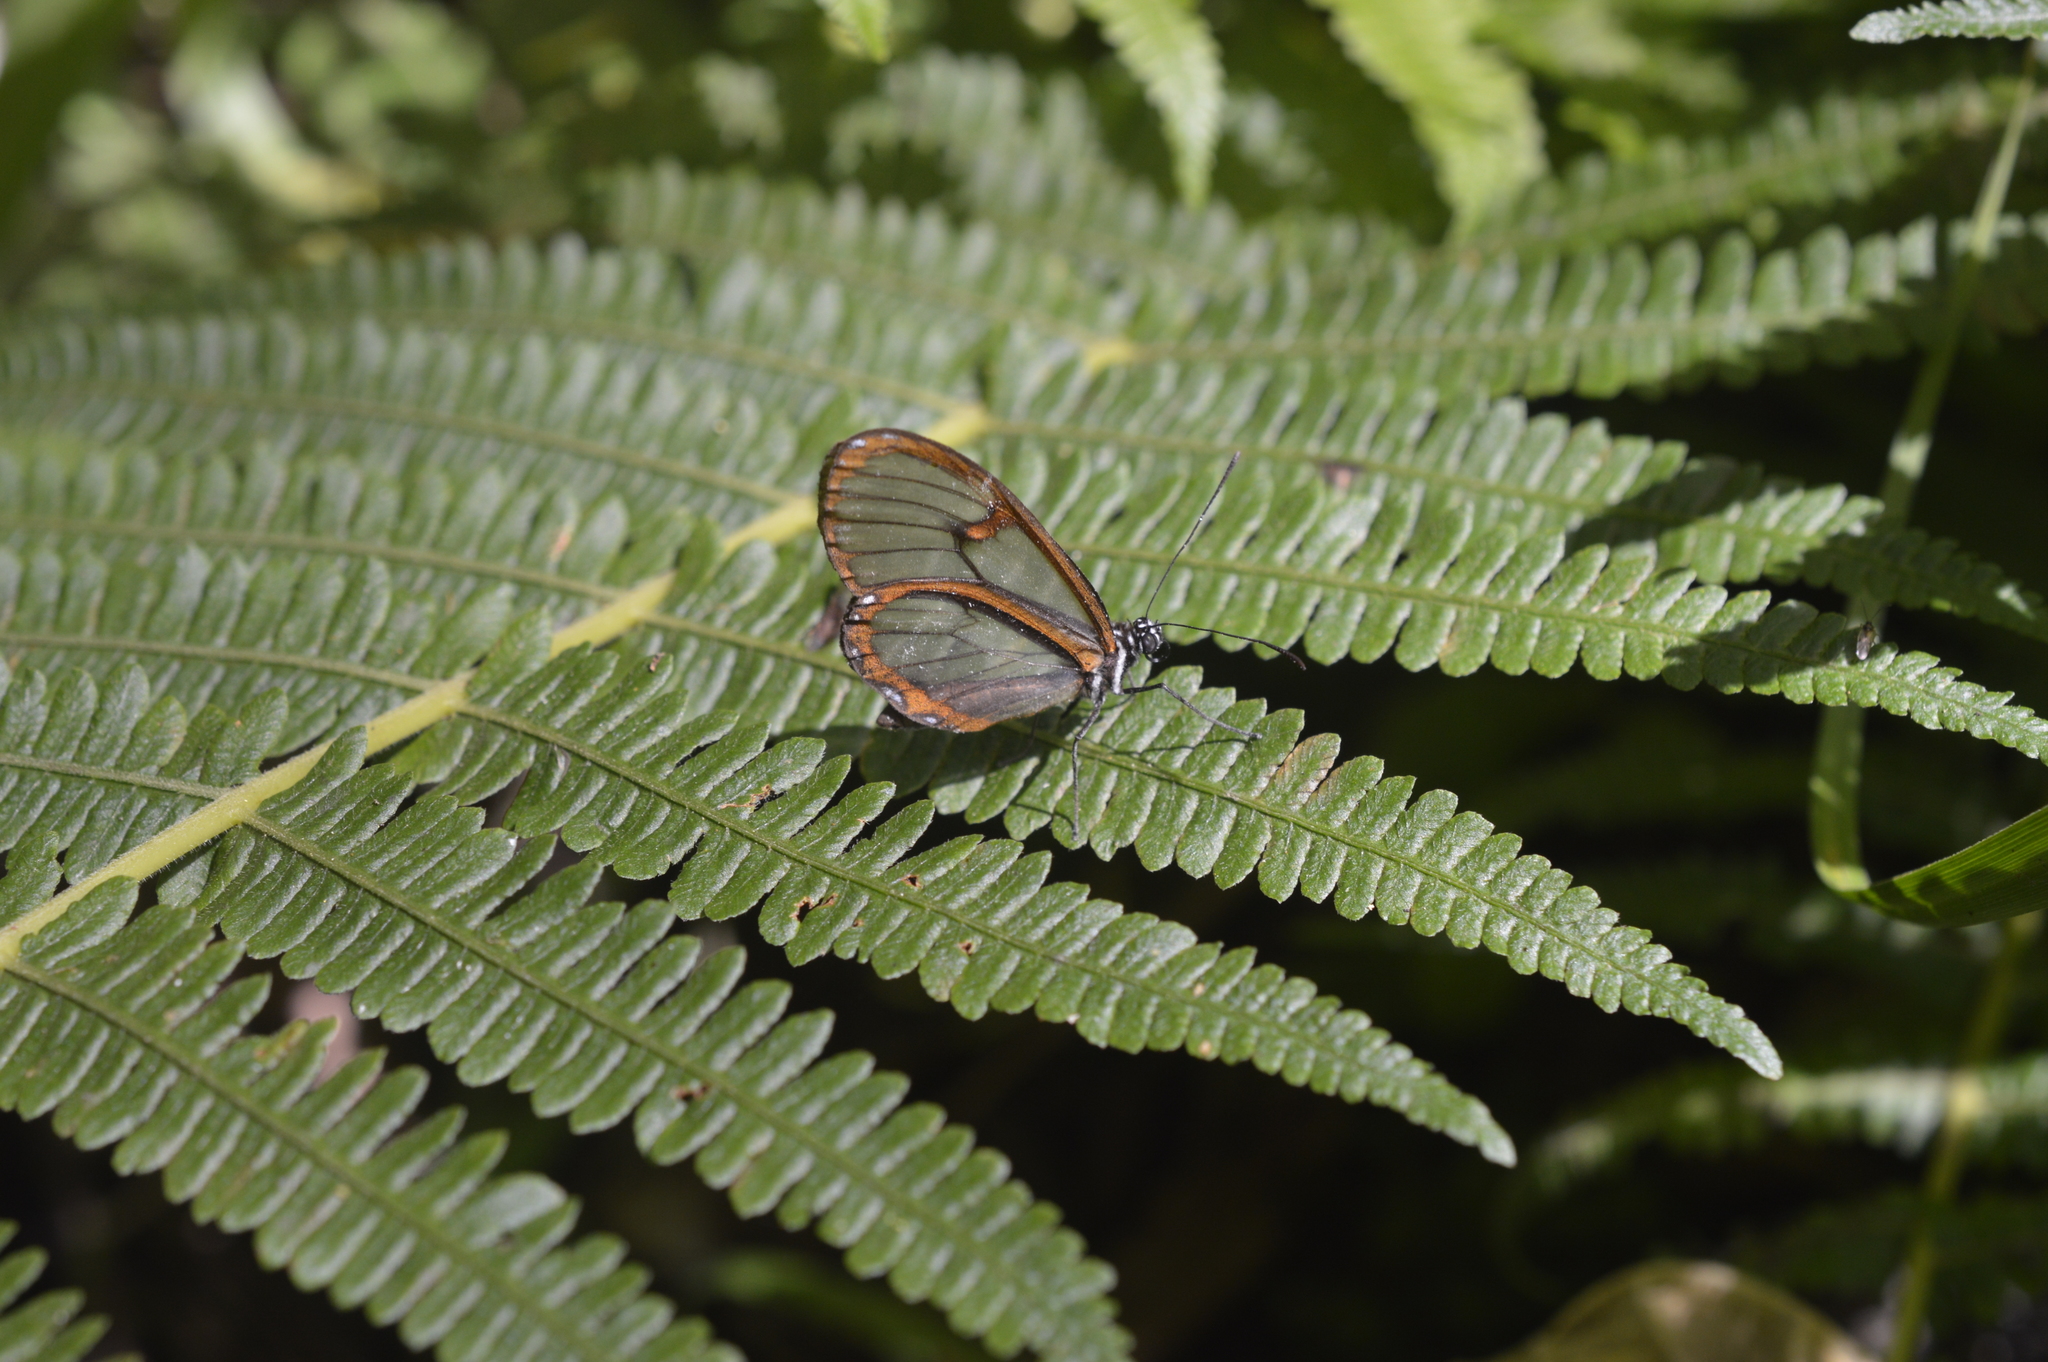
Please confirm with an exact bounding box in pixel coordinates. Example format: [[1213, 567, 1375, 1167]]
[[1149, 622, 1306, 669], [1141, 452, 1241, 621]]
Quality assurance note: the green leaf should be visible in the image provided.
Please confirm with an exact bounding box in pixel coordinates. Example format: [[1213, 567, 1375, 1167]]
[[861, 665, 1781, 1080], [1488, 1259, 1874, 1362], [1461, 79, 2003, 256], [1837, 802, 2048, 926], [0, 647, 1135, 1359], [817, 0, 892, 60], [1305, 0, 1547, 228], [824, 49, 2004, 296], [0, 866, 741, 1362], [1852, 0, 2048, 41], [438, 639, 1516, 1164], [1528, 1052, 2048, 1196], [0, 0, 134, 231], [0, 1221, 124, 1362], [196, 727, 1134, 1362], [1074, 0, 1224, 206]]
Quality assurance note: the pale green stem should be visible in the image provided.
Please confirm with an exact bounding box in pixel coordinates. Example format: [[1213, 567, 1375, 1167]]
[[1885, 912, 2040, 1362], [1808, 45, 2040, 1356], [1809, 44, 2039, 893], [1879, 48, 2038, 521]]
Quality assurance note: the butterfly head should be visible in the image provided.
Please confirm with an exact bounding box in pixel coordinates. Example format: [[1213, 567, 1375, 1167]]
[[1117, 618, 1168, 665]]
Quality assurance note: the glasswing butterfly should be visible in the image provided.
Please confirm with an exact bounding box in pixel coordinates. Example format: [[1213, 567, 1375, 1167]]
[[817, 428, 1299, 836]]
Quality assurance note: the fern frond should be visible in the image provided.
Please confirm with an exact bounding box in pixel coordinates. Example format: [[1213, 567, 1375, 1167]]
[[397, 623, 1513, 1163], [1462, 80, 2001, 255], [1115, 211, 2048, 395], [1074, 0, 1223, 207], [0, 519, 1789, 1084], [1572, 456, 2048, 642], [0, 870, 740, 1362], [825, 50, 1295, 296], [0, 239, 950, 525], [1306, 0, 1547, 227], [1529, 1053, 2048, 1196], [1853, 0, 2048, 41], [859, 665, 1778, 1077], [0, 624, 1510, 1169], [817, 0, 891, 59], [603, 162, 1148, 354], [926, 453, 2048, 765], [189, 728, 1132, 1362], [0, 507, 1800, 1090], [22, 215, 2044, 579], [14, 421, 2044, 842], [20, 387, 2048, 709], [607, 153, 2048, 402], [0, 1222, 124, 1362], [825, 48, 1998, 293]]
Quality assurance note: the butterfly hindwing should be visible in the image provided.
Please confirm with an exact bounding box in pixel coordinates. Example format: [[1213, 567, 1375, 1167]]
[[842, 587, 1085, 730]]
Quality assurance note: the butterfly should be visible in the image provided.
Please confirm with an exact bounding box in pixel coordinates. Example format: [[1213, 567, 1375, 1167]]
[[817, 427, 1299, 836]]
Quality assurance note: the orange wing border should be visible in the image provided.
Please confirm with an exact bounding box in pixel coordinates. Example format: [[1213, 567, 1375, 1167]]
[[817, 428, 1119, 648]]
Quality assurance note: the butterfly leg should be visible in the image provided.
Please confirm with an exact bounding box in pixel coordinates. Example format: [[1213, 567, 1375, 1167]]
[[1125, 681, 1257, 739]]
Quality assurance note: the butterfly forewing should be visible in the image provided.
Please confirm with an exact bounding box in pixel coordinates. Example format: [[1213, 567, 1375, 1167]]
[[820, 429, 1121, 733], [820, 432, 1109, 644]]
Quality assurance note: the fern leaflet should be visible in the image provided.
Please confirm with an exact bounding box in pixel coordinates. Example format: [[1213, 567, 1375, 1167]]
[[0, 1221, 124, 1362], [1529, 1053, 2048, 1198], [1073, 0, 1222, 207], [400, 619, 1514, 1163], [1461, 80, 2003, 255], [0, 867, 740, 1362], [1853, 0, 2048, 41], [196, 728, 1134, 1361], [859, 666, 1779, 1078]]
